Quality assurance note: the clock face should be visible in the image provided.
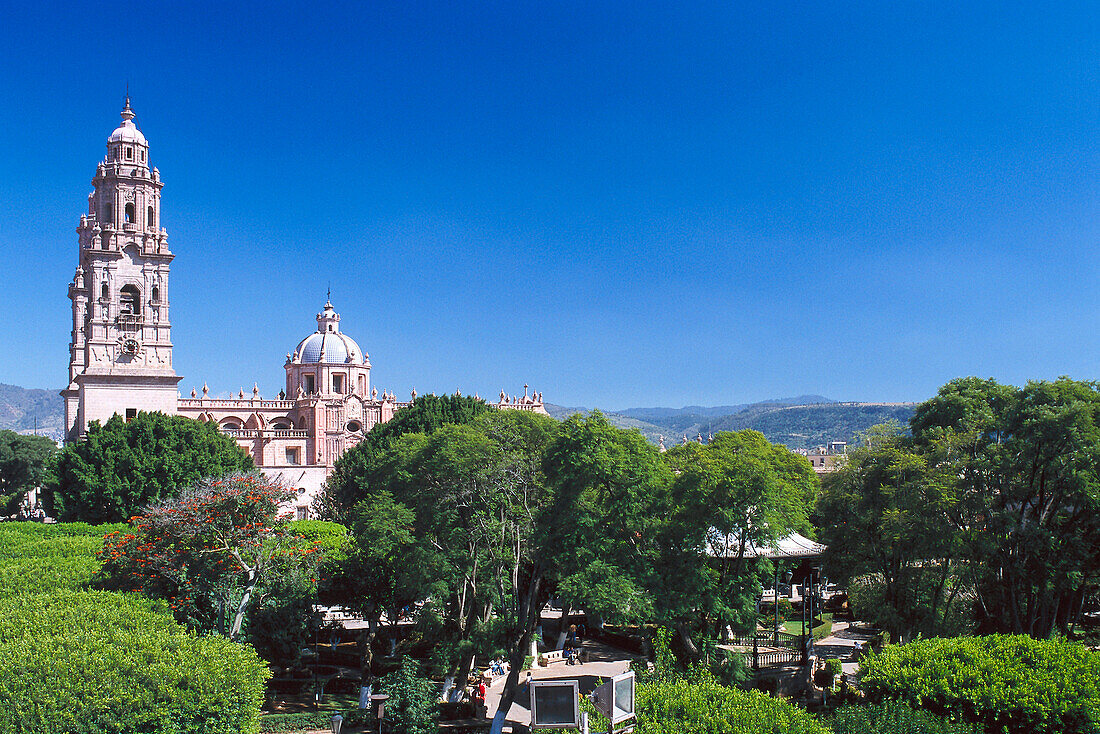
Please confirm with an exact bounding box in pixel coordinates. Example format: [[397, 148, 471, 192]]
[[122, 337, 140, 356]]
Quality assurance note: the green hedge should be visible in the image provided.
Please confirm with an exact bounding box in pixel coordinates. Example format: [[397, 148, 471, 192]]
[[0, 521, 123, 598], [860, 635, 1100, 734], [634, 678, 829, 734], [832, 702, 981, 734], [0, 590, 270, 734]]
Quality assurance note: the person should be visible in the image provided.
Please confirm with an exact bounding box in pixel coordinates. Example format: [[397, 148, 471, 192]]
[[474, 679, 487, 716], [568, 624, 577, 645], [564, 640, 576, 665]]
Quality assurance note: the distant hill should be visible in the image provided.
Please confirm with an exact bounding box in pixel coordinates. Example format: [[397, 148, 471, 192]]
[[545, 398, 916, 451], [0, 384, 65, 441]]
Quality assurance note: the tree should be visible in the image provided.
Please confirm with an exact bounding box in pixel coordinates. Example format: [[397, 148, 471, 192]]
[[541, 411, 670, 631], [910, 377, 1100, 637], [657, 430, 818, 656], [53, 412, 253, 523], [815, 423, 972, 642], [322, 394, 490, 518], [0, 430, 56, 515], [328, 407, 559, 734], [97, 474, 320, 642]]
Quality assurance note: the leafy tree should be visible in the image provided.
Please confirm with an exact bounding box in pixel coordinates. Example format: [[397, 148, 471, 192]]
[[322, 394, 490, 518], [911, 377, 1100, 637], [53, 412, 253, 523], [541, 411, 670, 631], [815, 423, 972, 642], [97, 474, 321, 641], [378, 656, 439, 734], [657, 430, 818, 655], [0, 430, 57, 515]]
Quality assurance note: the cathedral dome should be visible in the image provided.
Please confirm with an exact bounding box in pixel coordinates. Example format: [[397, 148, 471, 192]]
[[108, 99, 148, 146], [291, 301, 366, 364]]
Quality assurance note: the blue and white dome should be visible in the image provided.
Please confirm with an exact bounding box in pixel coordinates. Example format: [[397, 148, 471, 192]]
[[291, 301, 366, 364]]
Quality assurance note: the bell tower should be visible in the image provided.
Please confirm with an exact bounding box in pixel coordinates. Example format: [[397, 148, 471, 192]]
[[62, 99, 181, 443]]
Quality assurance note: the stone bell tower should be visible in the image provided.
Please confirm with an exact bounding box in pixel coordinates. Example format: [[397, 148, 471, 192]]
[[62, 99, 181, 443]]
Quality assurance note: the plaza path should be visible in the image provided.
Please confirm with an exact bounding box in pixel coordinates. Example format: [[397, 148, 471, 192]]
[[812, 620, 879, 679], [484, 639, 642, 733]]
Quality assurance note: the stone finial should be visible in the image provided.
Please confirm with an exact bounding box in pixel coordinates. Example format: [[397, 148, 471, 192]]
[[372, 387, 378, 399], [696, 434, 703, 444], [286, 353, 292, 363], [239, 389, 245, 399], [297, 384, 305, 398], [682, 434, 688, 445], [278, 389, 286, 400], [500, 389, 506, 402], [455, 389, 461, 396], [252, 383, 259, 398], [202, 383, 209, 397], [474, 392, 480, 400], [411, 388, 417, 400], [524, 383, 529, 399], [190, 388, 197, 398]]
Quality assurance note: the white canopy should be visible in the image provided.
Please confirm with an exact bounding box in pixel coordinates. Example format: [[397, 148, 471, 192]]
[[705, 530, 825, 560]]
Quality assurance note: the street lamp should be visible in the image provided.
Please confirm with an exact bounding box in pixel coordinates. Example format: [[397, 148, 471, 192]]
[[330, 713, 342, 734], [370, 693, 390, 734]]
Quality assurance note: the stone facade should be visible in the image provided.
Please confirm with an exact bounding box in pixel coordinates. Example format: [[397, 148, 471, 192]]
[[64, 101, 547, 518]]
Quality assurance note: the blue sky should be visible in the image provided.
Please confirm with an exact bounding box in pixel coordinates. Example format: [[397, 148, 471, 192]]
[[1, 2, 1098, 409]]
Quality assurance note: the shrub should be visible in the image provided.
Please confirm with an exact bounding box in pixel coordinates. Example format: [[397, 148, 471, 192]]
[[860, 634, 1100, 734], [378, 656, 438, 734], [634, 678, 829, 734], [0, 590, 270, 734], [832, 702, 982, 734], [0, 521, 123, 599]]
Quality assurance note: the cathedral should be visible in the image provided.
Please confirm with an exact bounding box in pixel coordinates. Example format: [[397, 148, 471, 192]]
[[63, 100, 547, 518]]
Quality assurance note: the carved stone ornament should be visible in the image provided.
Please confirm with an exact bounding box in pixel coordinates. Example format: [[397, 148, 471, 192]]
[[116, 334, 142, 359]]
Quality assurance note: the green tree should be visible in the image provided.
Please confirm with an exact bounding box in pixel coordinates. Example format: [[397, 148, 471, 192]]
[[0, 430, 57, 515], [378, 656, 439, 734], [815, 423, 972, 642], [657, 430, 818, 656], [911, 377, 1100, 637], [541, 411, 670, 631], [322, 394, 490, 518], [53, 412, 253, 522], [97, 474, 321, 643]]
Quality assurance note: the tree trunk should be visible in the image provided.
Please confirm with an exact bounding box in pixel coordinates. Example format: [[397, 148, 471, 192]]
[[229, 571, 258, 639], [554, 601, 573, 649], [676, 621, 701, 661]]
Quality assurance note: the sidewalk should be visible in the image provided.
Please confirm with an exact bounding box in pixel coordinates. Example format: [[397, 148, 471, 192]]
[[483, 639, 640, 730], [813, 620, 878, 678]]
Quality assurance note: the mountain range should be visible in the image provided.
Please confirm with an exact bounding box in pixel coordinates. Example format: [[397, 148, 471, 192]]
[[545, 396, 917, 450], [0, 383, 916, 451]]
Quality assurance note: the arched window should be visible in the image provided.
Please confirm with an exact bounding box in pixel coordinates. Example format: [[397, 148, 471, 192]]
[[101, 204, 113, 224], [125, 203, 135, 223], [120, 285, 140, 315], [147, 206, 155, 228], [151, 286, 159, 303], [297, 417, 307, 429], [100, 282, 109, 300]]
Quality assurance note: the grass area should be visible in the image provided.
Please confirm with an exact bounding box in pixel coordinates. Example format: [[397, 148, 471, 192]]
[[780, 613, 834, 639]]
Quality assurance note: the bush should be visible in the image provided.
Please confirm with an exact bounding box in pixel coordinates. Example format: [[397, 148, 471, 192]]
[[378, 656, 438, 734], [860, 634, 1100, 734], [634, 678, 829, 734], [0, 590, 270, 734], [0, 521, 123, 599], [832, 702, 982, 734]]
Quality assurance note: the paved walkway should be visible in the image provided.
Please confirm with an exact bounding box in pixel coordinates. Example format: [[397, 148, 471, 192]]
[[813, 620, 879, 678], [484, 639, 640, 731]]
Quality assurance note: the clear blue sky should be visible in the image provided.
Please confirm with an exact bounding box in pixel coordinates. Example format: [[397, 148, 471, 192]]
[[1, 2, 1098, 409]]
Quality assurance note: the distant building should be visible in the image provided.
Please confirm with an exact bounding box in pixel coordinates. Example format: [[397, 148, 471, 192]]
[[794, 442, 847, 473], [62, 100, 546, 517]]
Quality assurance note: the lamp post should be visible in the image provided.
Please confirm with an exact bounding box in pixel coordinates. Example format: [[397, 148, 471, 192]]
[[370, 693, 389, 734], [330, 713, 342, 734]]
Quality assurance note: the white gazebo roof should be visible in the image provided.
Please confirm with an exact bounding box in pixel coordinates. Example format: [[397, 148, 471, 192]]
[[705, 530, 825, 560]]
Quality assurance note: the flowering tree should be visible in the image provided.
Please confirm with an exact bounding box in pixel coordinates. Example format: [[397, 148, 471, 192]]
[[98, 473, 322, 640]]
